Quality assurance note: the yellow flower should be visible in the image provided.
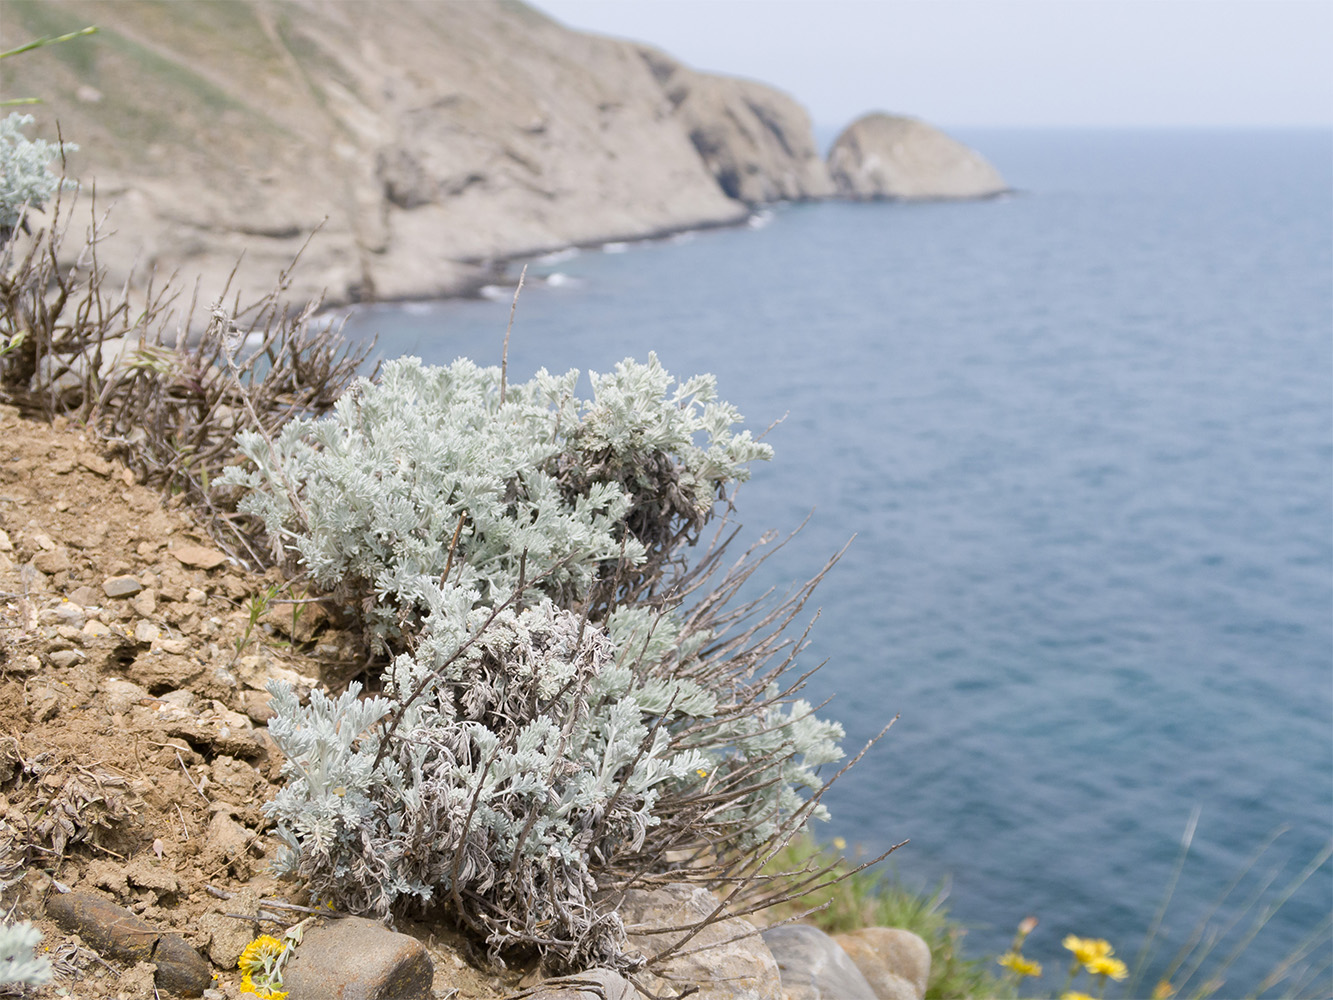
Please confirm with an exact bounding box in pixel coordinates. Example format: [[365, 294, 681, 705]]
[[1061, 993, 1096, 1000], [1086, 955, 1129, 981], [239, 973, 288, 1000], [997, 951, 1043, 977], [238, 935, 286, 974], [696, 768, 708, 778], [1152, 981, 1176, 999], [1063, 935, 1114, 966], [832, 836, 847, 851]]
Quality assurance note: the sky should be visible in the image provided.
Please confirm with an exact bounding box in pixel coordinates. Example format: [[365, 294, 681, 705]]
[[529, 1, 1333, 130]]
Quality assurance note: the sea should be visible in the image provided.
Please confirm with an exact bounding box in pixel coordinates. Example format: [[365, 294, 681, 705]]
[[338, 130, 1332, 998]]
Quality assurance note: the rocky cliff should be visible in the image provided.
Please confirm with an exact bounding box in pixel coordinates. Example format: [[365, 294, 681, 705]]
[[828, 113, 1008, 200], [0, 0, 831, 306], [2, 3, 1005, 309]]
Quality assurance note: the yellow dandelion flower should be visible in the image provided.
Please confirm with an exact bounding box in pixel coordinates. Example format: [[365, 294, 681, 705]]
[[997, 952, 1043, 977], [238, 935, 286, 974], [695, 768, 708, 779], [1061, 993, 1096, 1000], [832, 836, 847, 851], [1063, 935, 1114, 966], [1086, 954, 1129, 981]]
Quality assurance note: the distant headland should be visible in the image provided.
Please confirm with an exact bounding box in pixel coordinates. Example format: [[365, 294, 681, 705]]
[[1, 0, 1007, 307]]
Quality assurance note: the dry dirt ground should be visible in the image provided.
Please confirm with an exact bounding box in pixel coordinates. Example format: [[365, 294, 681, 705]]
[[0, 408, 521, 999]]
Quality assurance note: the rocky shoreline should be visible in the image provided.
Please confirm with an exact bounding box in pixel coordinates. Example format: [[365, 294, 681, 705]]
[[3, 0, 1006, 313]]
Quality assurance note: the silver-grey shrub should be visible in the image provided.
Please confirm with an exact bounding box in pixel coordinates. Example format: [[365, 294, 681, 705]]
[[222, 354, 846, 970], [0, 113, 74, 233], [0, 920, 51, 989]]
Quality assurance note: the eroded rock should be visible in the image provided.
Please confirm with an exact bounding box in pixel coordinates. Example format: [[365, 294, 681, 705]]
[[761, 924, 876, 1000], [281, 915, 434, 1000], [828, 113, 1007, 201], [834, 927, 931, 1000], [45, 890, 211, 996], [622, 883, 781, 1000]]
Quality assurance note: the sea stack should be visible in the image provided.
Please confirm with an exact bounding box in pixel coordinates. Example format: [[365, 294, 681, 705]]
[[828, 113, 1008, 200]]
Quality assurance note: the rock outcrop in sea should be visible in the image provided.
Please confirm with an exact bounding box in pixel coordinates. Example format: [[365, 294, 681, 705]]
[[1, 2, 1005, 308], [828, 113, 1009, 200]]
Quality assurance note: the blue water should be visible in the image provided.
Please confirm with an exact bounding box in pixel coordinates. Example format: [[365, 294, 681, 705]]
[[341, 130, 1332, 997]]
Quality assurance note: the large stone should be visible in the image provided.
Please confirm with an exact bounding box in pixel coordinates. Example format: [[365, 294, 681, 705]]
[[828, 113, 1008, 201], [281, 916, 433, 1000], [622, 883, 781, 1000], [834, 927, 932, 1000], [761, 924, 876, 1000], [45, 890, 211, 996]]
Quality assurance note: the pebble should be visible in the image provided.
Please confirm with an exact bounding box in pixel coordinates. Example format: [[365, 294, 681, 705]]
[[49, 650, 83, 668], [523, 969, 635, 999], [45, 890, 210, 996], [67, 584, 100, 607], [171, 543, 229, 570], [132, 588, 157, 617], [83, 620, 113, 637], [32, 548, 70, 574], [135, 621, 161, 644], [103, 575, 143, 598], [0, 528, 10, 551], [280, 916, 434, 1000], [78, 452, 114, 477]]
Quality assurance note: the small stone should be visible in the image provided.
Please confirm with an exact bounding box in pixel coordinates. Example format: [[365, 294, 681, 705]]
[[53, 602, 86, 627], [102, 677, 151, 714], [49, 650, 83, 668], [171, 544, 229, 570], [132, 588, 158, 618], [135, 621, 161, 644], [155, 638, 191, 655], [0, 528, 11, 551], [103, 575, 143, 598], [158, 689, 196, 709], [523, 969, 635, 999], [834, 928, 932, 1000], [78, 453, 114, 477], [238, 689, 275, 724], [32, 548, 71, 574], [67, 584, 100, 607], [762, 924, 878, 1000], [83, 620, 113, 637], [281, 915, 434, 1000], [136, 539, 164, 557], [127, 652, 204, 692], [186, 587, 208, 604], [199, 889, 261, 968], [45, 890, 210, 996], [32, 532, 55, 551]]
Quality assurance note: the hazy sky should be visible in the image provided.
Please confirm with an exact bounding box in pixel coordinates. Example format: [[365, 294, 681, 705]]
[[530, 1, 1333, 129]]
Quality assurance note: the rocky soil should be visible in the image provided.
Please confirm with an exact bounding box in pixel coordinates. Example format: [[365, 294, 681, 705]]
[[0, 408, 519, 998]]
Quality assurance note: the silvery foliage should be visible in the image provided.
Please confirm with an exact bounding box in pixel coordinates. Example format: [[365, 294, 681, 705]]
[[0, 921, 51, 988], [224, 354, 844, 968], [0, 114, 75, 231]]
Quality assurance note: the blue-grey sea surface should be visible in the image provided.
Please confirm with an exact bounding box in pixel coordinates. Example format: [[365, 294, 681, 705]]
[[340, 130, 1332, 997]]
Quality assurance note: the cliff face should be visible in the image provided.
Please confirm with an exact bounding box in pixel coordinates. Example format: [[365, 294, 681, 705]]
[[0, 0, 830, 305]]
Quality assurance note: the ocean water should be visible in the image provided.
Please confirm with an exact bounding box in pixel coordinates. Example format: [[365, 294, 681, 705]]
[[340, 130, 1333, 997]]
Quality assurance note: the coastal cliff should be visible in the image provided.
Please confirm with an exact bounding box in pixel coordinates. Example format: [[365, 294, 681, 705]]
[[1, 1, 1002, 307]]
